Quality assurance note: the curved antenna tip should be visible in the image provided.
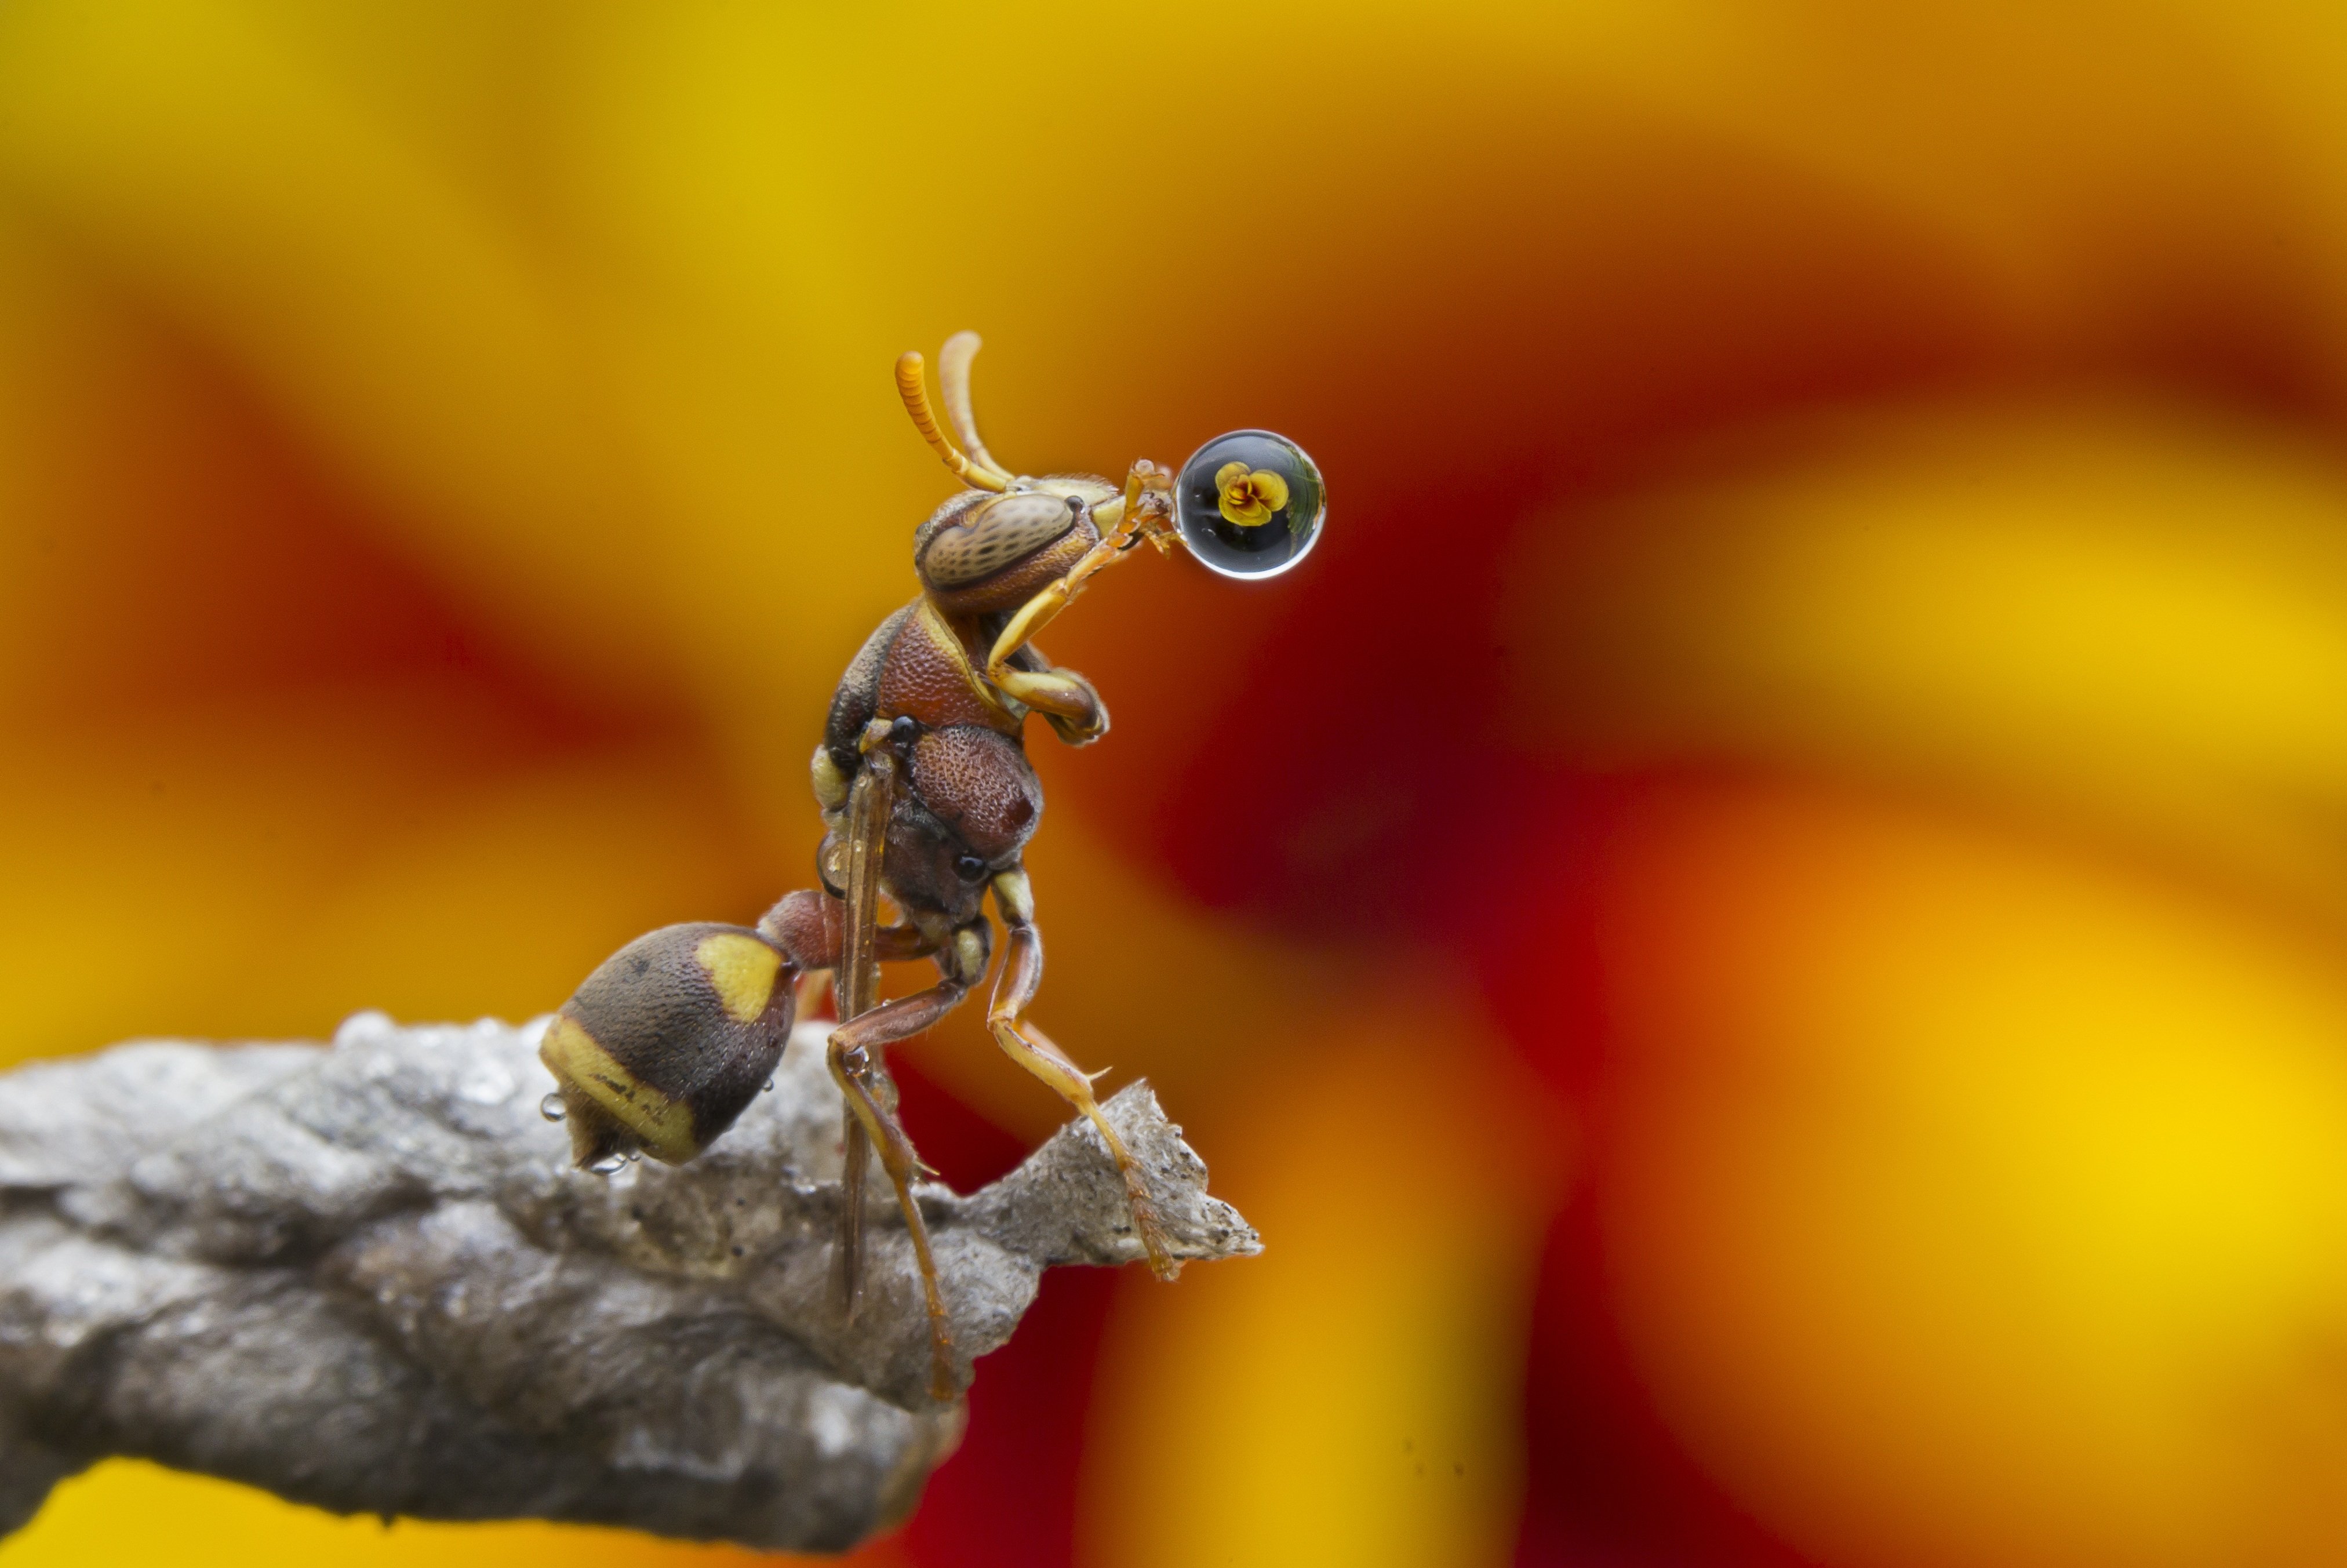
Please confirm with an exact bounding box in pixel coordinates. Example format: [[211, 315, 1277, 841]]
[[896, 347, 1006, 492], [936, 332, 1009, 481]]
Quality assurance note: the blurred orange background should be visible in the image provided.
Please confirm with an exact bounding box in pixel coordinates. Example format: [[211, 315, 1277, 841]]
[[6, 3, 2347, 1566]]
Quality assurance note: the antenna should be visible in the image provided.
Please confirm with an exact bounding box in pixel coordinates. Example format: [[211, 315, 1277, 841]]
[[896, 349, 1009, 491]]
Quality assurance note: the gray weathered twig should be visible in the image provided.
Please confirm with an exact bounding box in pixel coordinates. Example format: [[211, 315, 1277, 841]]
[[0, 1013, 1258, 1551]]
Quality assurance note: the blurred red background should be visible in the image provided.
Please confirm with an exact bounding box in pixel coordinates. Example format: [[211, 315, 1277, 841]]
[[6, 3, 2347, 1566]]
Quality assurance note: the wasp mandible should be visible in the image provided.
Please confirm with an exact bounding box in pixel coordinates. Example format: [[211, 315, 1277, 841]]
[[537, 333, 1324, 1400]]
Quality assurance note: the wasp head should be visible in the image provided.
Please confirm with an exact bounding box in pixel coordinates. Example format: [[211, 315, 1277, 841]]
[[912, 478, 1115, 612]]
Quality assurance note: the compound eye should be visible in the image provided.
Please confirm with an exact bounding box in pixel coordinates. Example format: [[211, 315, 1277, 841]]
[[1173, 430, 1326, 580], [954, 853, 989, 883]]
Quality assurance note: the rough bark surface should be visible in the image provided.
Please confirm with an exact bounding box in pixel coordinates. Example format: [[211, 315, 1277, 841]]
[[0, 1013, 1258, 1551]]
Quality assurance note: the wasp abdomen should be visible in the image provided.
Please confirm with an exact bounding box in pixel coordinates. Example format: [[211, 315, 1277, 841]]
[[539, 922, 796, 1170]]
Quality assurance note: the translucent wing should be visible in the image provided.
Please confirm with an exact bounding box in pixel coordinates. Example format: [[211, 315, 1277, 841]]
[[831, 744, 896, 1318]]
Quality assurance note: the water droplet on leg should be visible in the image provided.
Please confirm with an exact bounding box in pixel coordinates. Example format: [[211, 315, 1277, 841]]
[[540, 1092, 567, 1122]]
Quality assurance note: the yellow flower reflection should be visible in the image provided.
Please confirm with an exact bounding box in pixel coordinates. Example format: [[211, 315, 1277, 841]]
[[1216, 461, 1290, 527]]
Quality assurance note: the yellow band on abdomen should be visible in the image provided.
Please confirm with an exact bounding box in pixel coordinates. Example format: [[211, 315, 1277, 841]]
[[540, 1014, 700, 1163]]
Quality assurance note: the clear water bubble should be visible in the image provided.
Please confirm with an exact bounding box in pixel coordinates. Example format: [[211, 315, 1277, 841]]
[[587, 1152, 626, 1176], [763, 1079, 775, 1093], [539, 1092, 567, 1122], [1173, 429, 1326, 580]]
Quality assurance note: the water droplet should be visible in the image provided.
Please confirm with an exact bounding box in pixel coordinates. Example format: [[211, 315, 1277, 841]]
[[588, 1152, 626, 1175], [763, 1079, 775, 1093], [539, 1093, 567, 1122], [1173, 429, 1326, 580], [627, 1149, 642, 1163]]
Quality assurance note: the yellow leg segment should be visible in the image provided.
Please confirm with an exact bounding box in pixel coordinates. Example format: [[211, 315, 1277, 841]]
[[985, 887, 1178, 1280], [982, 459, 1174, 711]]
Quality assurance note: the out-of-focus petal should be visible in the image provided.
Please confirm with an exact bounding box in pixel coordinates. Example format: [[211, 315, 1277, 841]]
[[1078, 997, 1569, 1568], [1593, 781, 2347, 1566]]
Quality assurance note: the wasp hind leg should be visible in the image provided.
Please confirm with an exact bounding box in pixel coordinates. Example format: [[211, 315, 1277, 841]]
[[987, 868, 1178, 1280], [824, 927, 983, 1402]]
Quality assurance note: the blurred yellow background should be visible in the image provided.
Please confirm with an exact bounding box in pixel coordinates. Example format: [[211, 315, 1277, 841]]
[[5, 2, 2347, 1565]]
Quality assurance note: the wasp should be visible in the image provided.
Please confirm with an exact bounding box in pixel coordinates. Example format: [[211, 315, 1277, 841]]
[[538, 333, 1324, 1400]]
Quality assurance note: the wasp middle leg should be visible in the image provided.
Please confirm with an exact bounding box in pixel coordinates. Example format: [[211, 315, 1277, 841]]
[[824, 920, 989, 1402], [987, 867, 1178, 1279]]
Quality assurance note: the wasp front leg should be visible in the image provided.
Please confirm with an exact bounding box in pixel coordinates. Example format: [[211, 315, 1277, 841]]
[[1099, 455, 1178, 547], [985, 617, 1109, 744], [982, 459, 1171, 739], [986, 867, 1178, 1280], [1001, 646, 1109, 746]]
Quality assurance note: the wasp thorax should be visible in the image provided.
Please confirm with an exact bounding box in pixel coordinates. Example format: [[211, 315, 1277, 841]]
[[1174, 430, 1326, 579], [538, 922, 796, 1170], [914, 490, 1080, 589]]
